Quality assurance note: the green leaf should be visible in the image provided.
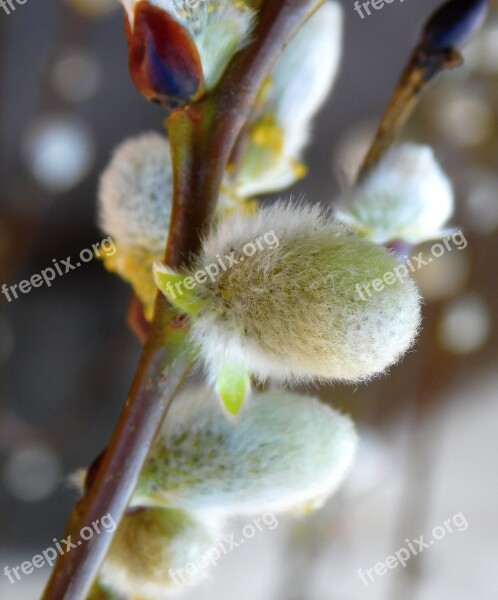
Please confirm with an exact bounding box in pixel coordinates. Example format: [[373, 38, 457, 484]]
[[153, 262, 204, 316], [216, 363, 251, 417]]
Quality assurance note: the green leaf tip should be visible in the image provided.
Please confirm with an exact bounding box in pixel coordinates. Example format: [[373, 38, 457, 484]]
[[153, 262, 204, 316], [216, 364, 251, 417]]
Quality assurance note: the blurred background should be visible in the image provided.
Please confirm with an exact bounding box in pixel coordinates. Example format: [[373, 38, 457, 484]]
[[0, 0, 497, 598]]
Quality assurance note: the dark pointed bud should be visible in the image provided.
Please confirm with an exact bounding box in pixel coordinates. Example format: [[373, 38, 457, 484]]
[[124, 1, 204, 110], [421, 0, 489, 52]]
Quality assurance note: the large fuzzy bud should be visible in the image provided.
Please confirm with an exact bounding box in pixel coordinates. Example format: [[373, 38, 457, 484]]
[[155, 203, 421, 412], [133, 387, 358, 517], [337, 143, 455, 244], [229, 1, 343, 197], [121, 0, 255, 108], [98, 131, 251, 319], [99, 507, 218, 599]]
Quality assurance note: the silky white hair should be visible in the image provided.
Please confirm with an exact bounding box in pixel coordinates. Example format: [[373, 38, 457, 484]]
[[233, 1, 343, 197], [188, 203, 421, 385], [99, 507, 219, 599], [337, 143, 455, 243], [99, 131, 172, 254], [133, 386, 358, 518]]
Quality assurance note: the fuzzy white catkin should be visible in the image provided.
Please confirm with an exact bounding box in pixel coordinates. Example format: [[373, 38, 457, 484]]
[[99, 507, 218, 599], [121, 0, 255, 90], [98, 131, 250, 316], [337, 143, 455, 244], [232, 1, 343, 197], [133, 387, 358, 518], [98, 132, 173, 316], [186, 203, 422, 385], [98, 131, 251, 253], [99, 131, 171, 253], [268, 0, 343, 154]]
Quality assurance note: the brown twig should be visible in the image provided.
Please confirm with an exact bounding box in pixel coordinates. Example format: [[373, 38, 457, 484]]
[[126, 295, 150, 343], [165, 0, 325, 267], [356, 0, 491, 182], [41, 1, 323, 598], [356, 46, 462, 183]]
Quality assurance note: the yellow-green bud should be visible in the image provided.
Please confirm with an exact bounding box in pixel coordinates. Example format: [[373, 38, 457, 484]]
[[99, 507, 218, 598]]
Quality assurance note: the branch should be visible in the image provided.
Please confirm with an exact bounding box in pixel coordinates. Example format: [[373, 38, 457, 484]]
[[357, 0, 489, 182], [356, 46, 462, 183], [41, 300, 192, 600], [165, 0, 325, 268], [41, 1, 323, 598]]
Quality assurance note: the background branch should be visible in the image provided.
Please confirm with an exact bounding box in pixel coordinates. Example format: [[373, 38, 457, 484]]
[[357, 0, 489, 182], [41, 1, 323, 598], [356, 46, 462, 183]]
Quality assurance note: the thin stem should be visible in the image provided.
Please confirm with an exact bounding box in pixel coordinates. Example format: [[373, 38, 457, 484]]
[[358, 48, 462, 182], [165, 0, 324, 268], [41, 300, 193, 600], [126, 295, 150, 342], [355, 0, 491, 182], [41, 1, 323, 598], [356, 46, 462, 183]]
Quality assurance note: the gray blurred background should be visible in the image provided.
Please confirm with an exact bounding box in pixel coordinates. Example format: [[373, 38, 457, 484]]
[[1, 0, 497, 598]]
